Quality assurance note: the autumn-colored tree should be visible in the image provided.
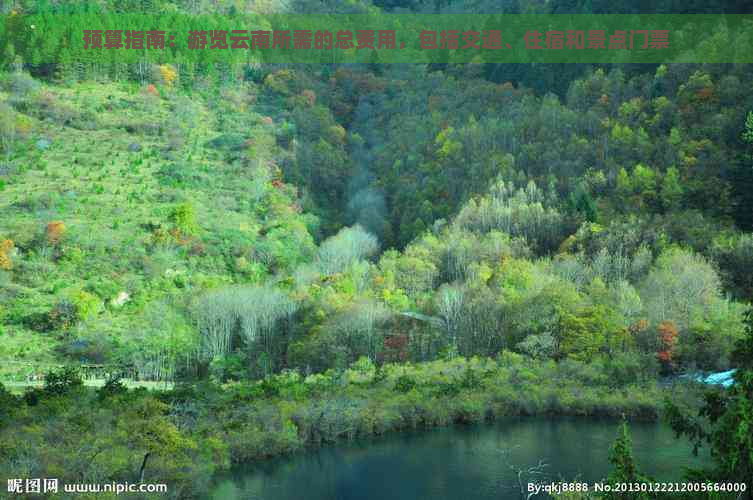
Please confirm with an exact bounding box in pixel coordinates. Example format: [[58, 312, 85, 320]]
[[46, 221, 65, 245], [657, 320, 679, 372], [145, 83, 159, 97], [301, 89, 316, 106], [158, 64, 177, 87], [47, 299, 79, 331], [629, 319, 649, 335], [0, 239, 13, 270]]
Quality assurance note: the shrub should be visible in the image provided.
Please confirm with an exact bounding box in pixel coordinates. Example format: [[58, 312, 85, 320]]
[[70, 290, 103, 322], [43, 366, 83, 396], [3, 72, 40, 96], [170, 202, 199, 236], [605, 351, 658, 386], [209, 353, 248, 383], [460, 365, 481, 388], [393, 374, 416, 393], [205, 133, 246, 151], [156, 162, 202, 188], [301, 89, 316, 106], [517, 332, 556, 359], [0, 102, 17, 159], [57, 337, 111, 364], [98, 376, 128, 401], [27, 300, 80, 332], [0, 383, 19, 424]]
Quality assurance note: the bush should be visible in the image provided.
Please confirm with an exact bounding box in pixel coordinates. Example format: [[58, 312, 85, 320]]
[[677, 323, 736, 372], [3, 72, 40, 96], [393, 373, 416, 393], [26, 300, 79, 332], [209, 353, 248, 383], [57, 337, 111, 364], [156, 162, 203, 188], [517, 332, 556, 359], [205, 133, 246, 151], [604, 351, 659, 386], [0, 103, 18, 159], [0, 383, 19, 424], [43, 366, 83, 396], [14, 91, 97, 129], [171, 202, 199, 236], [98, 376, 128, 401], [70, 290, 102, 322]]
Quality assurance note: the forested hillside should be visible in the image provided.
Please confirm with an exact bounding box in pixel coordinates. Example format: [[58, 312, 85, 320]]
[[2, 53, 752, 381], [1, 0, 753, 498]]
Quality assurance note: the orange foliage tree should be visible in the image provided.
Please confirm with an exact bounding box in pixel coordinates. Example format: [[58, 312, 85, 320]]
[[657, 320, 679, 371], [145, 83, 159, 97], [46, 221, 66, 245]]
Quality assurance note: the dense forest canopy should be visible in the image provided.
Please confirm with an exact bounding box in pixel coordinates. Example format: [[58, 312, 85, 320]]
[[1, 0, 753, 498], [1, 0, 752, 389]]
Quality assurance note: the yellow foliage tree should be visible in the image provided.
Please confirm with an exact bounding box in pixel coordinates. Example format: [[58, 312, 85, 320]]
[[159, 64, 178, 88], [0, 239, 14, 270]]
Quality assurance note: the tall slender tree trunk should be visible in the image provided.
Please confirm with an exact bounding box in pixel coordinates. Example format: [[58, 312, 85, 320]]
[[138, 452, 151, 483]]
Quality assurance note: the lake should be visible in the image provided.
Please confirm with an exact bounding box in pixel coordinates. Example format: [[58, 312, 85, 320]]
[[211, 417, 709, 500]]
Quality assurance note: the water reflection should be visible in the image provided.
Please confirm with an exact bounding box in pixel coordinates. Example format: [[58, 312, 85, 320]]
[[212, 417, 708, 500]]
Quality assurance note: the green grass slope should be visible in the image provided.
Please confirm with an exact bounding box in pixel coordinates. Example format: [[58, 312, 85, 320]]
[[0, 75, 317, 380]]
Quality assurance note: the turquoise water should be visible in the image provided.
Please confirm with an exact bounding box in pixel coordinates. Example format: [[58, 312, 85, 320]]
[[212, 417, 709, 500]]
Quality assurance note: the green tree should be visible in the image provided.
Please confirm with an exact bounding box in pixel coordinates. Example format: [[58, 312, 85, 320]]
[[742, 111, 753, 145], [616, 167, 632, 206], [117, 397, 198, 483], [555, 304, 610, 361], [734, 111, 753, 230], [665, 309, 753, 498], [642, 248, 722, 332], [660, 167, 684, 212], [605, 419, 653, 500]]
